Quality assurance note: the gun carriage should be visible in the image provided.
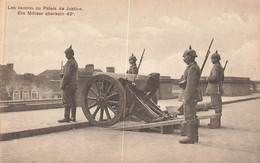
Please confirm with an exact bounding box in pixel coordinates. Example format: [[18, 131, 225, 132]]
[[80, 72, 173, 127]]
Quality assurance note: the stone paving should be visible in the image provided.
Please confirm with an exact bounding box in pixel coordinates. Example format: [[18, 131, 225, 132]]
[[0, 99, 260, 163], [0, 93, 259, 139]]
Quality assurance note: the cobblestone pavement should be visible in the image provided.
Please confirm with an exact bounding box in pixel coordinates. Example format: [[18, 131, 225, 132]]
[[0, 99, 259, 163]]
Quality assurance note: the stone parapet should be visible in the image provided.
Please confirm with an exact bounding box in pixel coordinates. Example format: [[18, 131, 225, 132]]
[[222, 77, 251, 96], [250, 81, 260, 93], [197, 76, 252, 96], [159, 76, 175, 99]]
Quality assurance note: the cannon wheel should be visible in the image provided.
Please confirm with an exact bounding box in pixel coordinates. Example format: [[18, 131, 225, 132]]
[[81, 74, 126, 127]]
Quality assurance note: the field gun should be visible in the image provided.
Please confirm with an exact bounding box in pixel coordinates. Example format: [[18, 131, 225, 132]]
[[80, 72, 174, 127]]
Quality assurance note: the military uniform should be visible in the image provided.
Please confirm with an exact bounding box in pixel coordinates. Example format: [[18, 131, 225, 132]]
[[128, 64, 138, 74], [59, 46, 78, 123], [178, 62, 202, 103], [179, 46, 202, 144], [206, 51, 224, 127], [127, 54, 138, 74]]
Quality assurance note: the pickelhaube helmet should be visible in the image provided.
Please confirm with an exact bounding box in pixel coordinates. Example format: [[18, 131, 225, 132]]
[[211, 50, 221, 60], [65, 45, 74, 55], [129, 54, 137, 61], [183, 45, 197, 57]]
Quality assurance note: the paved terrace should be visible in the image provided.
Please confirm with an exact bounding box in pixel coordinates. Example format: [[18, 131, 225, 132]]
[[1, 99, 260, 163], [0, 93, 259, 141]]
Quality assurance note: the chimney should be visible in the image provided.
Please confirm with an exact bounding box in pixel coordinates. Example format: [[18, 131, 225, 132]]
[[24, 73, 35, 82], [6, 63, 13, 70]]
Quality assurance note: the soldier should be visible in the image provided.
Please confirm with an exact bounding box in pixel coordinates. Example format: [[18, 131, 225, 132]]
[[206, 50, 224, 128], [179, 45, 202, 144], [58, 45, 78, 123], [127, 54, 138, 74], [127, 53, 159, 104]]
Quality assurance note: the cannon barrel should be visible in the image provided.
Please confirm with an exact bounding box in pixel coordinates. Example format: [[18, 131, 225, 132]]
[[94, 72, 160, 95]]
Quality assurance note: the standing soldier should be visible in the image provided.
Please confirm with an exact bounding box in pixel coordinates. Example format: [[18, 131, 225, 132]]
[[206, 50, 224, 128], [127, 54, 138, 74], [58, 45, 78, 123], [179, 45, 202, 144]]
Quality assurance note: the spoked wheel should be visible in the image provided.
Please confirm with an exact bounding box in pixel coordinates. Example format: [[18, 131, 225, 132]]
[[81, 74, 126, 127]]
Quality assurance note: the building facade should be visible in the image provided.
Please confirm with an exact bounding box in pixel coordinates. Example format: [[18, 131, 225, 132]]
[[0, 64, 61, 101]]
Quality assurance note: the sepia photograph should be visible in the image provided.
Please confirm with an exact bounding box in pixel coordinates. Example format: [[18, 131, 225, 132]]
[[0, 0, 260, 162]]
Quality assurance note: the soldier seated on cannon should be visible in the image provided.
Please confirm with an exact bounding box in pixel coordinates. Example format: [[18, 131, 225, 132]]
[[127, 54, 138, 74], [127, 53, 159, 104]]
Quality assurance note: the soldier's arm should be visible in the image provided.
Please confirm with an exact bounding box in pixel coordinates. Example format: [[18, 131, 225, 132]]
[[61, 61, 75, 89], [221, 66, 225, 81], [184, 67, 200, 101], [127, 68, 131, 74], [132, 66, 138, 74], [208, 66, 219, 83]]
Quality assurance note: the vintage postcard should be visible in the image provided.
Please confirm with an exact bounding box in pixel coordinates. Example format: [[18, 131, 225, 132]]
[[0, 0, 260, 162]]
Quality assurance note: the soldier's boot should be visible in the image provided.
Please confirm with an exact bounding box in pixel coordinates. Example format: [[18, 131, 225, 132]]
[[58, 105, 70, 123], [194, 119, 199, 143], [179, 122, 195, 144], [71, 106, 76, 122], [217, 116, 221, 128], [215, 109, 222, 128], [208, 107, 222, 128]]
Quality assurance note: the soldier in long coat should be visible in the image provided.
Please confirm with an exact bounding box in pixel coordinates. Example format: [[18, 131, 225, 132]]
[[58, 45, 78, 123], [206, 50, 224, 128], [178, 46, 202, 144]]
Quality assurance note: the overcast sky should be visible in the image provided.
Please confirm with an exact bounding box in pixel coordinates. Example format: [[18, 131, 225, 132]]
[[1, 0, 260, 80]]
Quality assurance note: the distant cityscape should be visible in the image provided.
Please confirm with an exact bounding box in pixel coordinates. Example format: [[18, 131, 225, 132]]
[[0, 63, 103, 101], [0, 63, 61, 100], [0, 63, 259, 101]]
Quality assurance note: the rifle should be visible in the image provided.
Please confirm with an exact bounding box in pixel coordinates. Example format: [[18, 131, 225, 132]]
[[60, 60, 64, 78], [223, 60, 228, 71], [61, 60, 63, 72], [201, 38, 214, 73], [137, 49, 145, 74]]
